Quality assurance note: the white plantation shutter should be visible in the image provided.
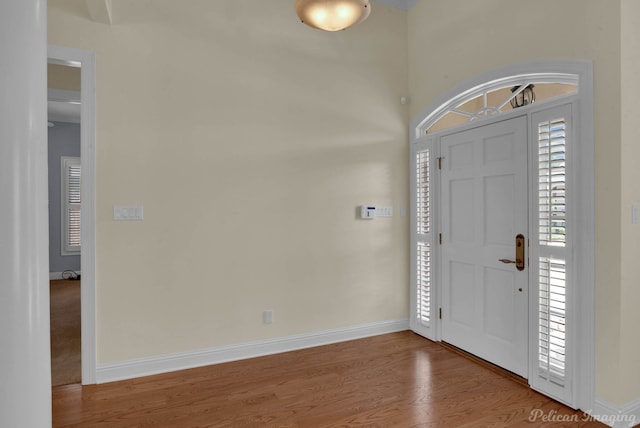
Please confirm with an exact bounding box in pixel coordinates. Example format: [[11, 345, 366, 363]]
[[412, 146, 434, 333], [538, 118, 567, 247], [538, 257, 566, 384], [531, 105, 573, 405], [417, 242, 431, 325], [417, 150, 430, 236], [62, 157, 81, 254]]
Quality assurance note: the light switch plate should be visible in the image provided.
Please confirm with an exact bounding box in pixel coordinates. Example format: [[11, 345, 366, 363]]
[[376, 206, 393, 218], [113, 205, 144, 221]]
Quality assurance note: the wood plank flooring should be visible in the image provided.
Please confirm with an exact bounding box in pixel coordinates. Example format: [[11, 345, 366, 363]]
[[50, 279, 82, 386], [52, 331, 605, 427]]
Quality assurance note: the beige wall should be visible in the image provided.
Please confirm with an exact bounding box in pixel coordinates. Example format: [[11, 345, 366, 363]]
[[620, 0, 640, 404], [408, 0, 633, 406], [48, 63, 81, 90], [48, 0, 640, 407], [48, 0, 409, 363]]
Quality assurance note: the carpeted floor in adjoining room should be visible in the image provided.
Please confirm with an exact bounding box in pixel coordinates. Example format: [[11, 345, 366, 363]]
[[50, 279, 81, 386]]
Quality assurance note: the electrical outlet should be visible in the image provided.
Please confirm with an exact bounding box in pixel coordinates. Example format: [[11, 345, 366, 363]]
[[263, 310, 274, 324]]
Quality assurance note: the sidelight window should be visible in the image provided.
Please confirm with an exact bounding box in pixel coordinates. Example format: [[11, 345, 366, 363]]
[[533, 108, 571, 399], [61, 156, 81, 255]]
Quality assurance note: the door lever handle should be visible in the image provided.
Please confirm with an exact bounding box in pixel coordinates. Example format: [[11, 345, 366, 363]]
[[499, 234, 526, 271]]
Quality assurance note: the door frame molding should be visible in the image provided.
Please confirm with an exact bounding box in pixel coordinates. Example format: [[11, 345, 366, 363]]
[[48, 45, 97, 384], [409, 60, 594, 411]]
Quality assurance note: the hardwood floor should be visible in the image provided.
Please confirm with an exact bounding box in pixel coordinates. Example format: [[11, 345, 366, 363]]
[[50, 279, 82, 386], [52, 331, 605, 427]]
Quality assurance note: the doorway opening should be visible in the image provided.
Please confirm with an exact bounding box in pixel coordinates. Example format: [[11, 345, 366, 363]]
[[48, 64, 82, 384], [409, 60, 594, 411], [48, 45, 97, 385]]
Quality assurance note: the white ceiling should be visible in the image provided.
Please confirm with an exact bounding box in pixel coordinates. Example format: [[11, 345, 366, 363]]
[[48, 101, 81, 124], [48, 89, 81, 124], [374, 0, 419, 11], [81, 0, 418, 26]]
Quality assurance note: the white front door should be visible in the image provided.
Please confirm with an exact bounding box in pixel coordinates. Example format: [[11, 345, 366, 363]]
[[440, 116, 528, 377]]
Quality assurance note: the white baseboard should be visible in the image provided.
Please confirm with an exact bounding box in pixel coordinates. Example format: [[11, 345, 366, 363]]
[[96, 318, 409, 384], [591, 397, 640, 427], [50, 271, 81, 280]]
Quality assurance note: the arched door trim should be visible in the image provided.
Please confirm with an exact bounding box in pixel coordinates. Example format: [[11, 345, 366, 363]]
[[409, 59, 594, 412]]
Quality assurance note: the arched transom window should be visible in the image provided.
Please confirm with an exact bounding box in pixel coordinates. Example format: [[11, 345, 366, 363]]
[[416, 73, 578, 135]]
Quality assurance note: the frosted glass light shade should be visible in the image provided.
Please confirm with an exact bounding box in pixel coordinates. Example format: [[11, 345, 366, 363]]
[[295, 0, 371, 32]]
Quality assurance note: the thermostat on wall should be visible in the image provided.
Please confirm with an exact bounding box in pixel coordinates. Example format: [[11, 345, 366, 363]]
[[360, 205, 376, 219]]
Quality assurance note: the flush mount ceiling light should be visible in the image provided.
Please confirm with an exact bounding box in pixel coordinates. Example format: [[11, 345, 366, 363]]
[[295, 0, 371, 32]]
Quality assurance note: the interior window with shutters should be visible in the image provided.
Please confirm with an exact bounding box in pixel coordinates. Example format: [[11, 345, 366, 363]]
[[61, 156, 81, 255], [416, 149, 431, 326], [537, 118, 567, 386]]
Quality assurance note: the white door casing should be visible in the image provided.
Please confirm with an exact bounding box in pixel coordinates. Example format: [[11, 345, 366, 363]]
[[48, 45, 97, 384], [410, 60, 595, 411], [440, 116, 529, 378]]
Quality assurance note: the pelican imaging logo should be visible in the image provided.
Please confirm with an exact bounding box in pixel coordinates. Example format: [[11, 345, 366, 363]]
[[528, 409, 636, 425]]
